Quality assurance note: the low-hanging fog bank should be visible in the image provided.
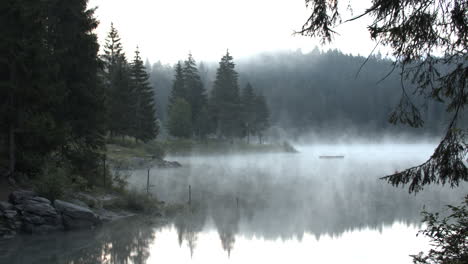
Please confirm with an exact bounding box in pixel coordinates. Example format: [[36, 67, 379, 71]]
[[126, 143, 467, 242]]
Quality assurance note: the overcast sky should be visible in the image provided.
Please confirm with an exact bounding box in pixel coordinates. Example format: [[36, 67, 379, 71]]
[[88, 0, 379, 65]]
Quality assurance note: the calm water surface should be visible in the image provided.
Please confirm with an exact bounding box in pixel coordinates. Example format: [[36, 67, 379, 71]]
[[1, 143, 467, 264]]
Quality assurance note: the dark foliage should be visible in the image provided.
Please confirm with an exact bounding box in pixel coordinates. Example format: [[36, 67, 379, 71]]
[[130, 48, 158, 142], [411, 195, 468, 264], [299, 0, 467, 192]]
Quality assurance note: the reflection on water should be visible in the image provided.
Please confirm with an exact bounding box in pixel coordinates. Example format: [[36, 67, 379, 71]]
[[1, 144, 466, 263]]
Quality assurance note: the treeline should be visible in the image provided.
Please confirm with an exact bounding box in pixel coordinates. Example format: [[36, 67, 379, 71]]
[[166, 52, 270, 142], [101, 24, 158, 142], [0, 1, 158, 182], [0, 0, 106, 180], [149, 49, 451, 140]]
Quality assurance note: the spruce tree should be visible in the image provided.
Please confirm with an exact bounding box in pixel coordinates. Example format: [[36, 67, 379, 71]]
[[44, 0, 106, 176], [111, 55, 135, 138], [130, 48, 158, 142], [102, 23, 123, 72], [241, 83, 257, 143], [168, 62, 186, 109], [0, 0, 59, 177], [210, 51, 242, 140], [168, 98, 192, 138], [183, 54, 207, 137], [253, 93, 270, 144], [102, 23, 130, 137]]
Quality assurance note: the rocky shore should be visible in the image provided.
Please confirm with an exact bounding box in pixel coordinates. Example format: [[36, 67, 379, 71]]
[[0, 190, 135, 239]]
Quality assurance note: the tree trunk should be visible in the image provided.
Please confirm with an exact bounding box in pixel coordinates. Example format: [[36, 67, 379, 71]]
[[8, 122, 15, 180], [7, 62, 16, 180]]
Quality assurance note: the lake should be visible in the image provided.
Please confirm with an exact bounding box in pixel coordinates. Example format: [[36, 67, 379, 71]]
[[1, 143, 467, 263]]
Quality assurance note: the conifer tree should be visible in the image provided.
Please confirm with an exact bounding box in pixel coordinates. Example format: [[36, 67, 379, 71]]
[[183, 54, 207, 137], [210, 51, 242, 139], [102, 23, 123, 72], [45, 0, 106, 175], [102, 23, 131, 137], [111, 55, 135, 138], [0, 0, 59, 177], [253, 93, 270, 144], [168, 62, 186, 109], [130, 48, 158, 142], [241, 83, 257, 143], [168, 98, 192, 138]]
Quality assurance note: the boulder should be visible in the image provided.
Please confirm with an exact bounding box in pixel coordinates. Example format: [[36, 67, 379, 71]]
[[20, 197, 63, 233], [0, 201, 13, 211], [54, 200, 101, 230], [22, 198, 57, 217], [68, 199, 89, 209], [9, 190, 36, 204], [3, 210, 17, 220]]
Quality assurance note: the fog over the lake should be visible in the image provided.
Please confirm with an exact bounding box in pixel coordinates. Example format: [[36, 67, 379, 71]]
[[3, 142, 466, 264], [2, 0, 466, 263]]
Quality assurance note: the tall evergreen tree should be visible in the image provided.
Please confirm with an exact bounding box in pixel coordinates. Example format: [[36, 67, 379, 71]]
[[0, 0, 60, 178], [130, 47, 158, 142], [45, 0, 106, 176], [102, 23, 123, 72], [110, 55, 135, 138], [168, 62, 186, 109], [183, 54, 207, 137], [102, 23, 130, 137], [253, 93, 270, 144], [210, 51, 242, 139], [240, 83, 257, 143], [167, 98, 192, 138]]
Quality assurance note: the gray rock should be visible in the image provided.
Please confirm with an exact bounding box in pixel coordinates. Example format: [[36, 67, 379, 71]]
[[22, 214, 45, 225], [22, 198, 57, 217], [18, 197, 63, 233], [28, 196, 51, 204], [3, 210, 17, 219], [68, 199, 89, 209], [0, 201, 13, 211], [54, 200, 101, 230], [9, 190, 36, 204]]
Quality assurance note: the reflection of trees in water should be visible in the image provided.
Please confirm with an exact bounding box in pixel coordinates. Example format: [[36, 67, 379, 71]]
[[5, 156, 462, 263], [158, 158, 467, 245], [211, 196, 240, 257], [0, 217, 160, 264], [174, 204, 207, 258]]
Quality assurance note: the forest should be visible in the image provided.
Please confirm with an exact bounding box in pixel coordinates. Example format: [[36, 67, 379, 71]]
[[0, 0, 466, 263], [151, 49, 451, 141], [0, 0, 456, 183]]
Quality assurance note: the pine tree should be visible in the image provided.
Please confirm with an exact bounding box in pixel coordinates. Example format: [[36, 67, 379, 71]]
[[111, 55, 135, 138], [43, 0, 107, 176], [240, 83, 257, 143], [102, 23, 123, 72], [253, 93, 270, 144], [210, 51, 242, 140], [183, 53, 207, 137], [102, 23, 130, 137], [0, 0, 60, 177], [130, 47, 158, 142], [168, 62, 186, 109], [168, 98, 192, 138]]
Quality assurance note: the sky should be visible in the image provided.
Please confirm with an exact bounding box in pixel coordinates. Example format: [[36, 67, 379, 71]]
[[88, 0, 379, 65]]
